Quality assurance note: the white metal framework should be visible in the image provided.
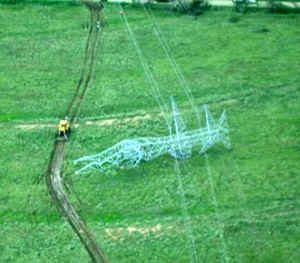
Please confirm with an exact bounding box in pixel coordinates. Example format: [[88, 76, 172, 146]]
[[74, 98, 231, 174]]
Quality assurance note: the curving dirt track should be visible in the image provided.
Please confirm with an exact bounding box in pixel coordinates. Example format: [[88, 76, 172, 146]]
[[45, 2, 107, 263]]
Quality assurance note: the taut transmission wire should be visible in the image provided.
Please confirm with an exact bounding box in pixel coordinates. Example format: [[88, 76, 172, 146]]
[[118, 4, 198, 262], [141, 4, 231, 262], [118, 4, 172, 132]]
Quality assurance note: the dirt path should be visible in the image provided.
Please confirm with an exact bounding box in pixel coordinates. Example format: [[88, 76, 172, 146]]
[[47, 138, 107, 263], [15, 113, 153, 130], [45, 2, 108, 263], [14, 96, 240, 131]]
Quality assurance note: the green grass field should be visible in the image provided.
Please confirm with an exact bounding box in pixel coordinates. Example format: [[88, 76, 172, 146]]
[[1, 1, 300, 262]]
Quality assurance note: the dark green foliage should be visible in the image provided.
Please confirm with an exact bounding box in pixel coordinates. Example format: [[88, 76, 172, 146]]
[[190, 0, 211, 16], [228, 16, 240, 23], [267, 0, 300, 13], [234, 0, 249, 13], [174, 0, 211, 16], [0, 0, 80, 5], [253, 27, 270, 33], [0, 0, 25, 3]]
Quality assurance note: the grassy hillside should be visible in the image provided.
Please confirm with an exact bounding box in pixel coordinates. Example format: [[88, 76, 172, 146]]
[[1, 2, 300, 262]]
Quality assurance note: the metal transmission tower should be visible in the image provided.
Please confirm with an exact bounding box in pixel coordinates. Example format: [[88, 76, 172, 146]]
[[169, 97, 192, 159], [74, 99, 231, 174]]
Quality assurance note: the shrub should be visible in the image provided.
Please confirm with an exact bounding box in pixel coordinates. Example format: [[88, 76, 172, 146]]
[[174, 0, 211, 16], [267, 0, 300, 13], [0, 0, 25, 3]]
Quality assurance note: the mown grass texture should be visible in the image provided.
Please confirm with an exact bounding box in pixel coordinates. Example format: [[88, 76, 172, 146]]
[[1, 2, 300, 263]]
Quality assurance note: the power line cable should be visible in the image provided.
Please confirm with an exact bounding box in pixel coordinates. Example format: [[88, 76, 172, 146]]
[[141, 5, 231, 262], [118, 3, 172, 132], [118, 5, 198, 262], [142, 5, 202, 125]]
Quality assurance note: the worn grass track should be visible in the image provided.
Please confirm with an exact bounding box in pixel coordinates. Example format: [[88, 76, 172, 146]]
[[45, 2, 107, 263]]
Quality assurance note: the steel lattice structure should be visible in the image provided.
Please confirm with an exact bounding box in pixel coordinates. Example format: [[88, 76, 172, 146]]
[[74, 98, 231, 174]]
